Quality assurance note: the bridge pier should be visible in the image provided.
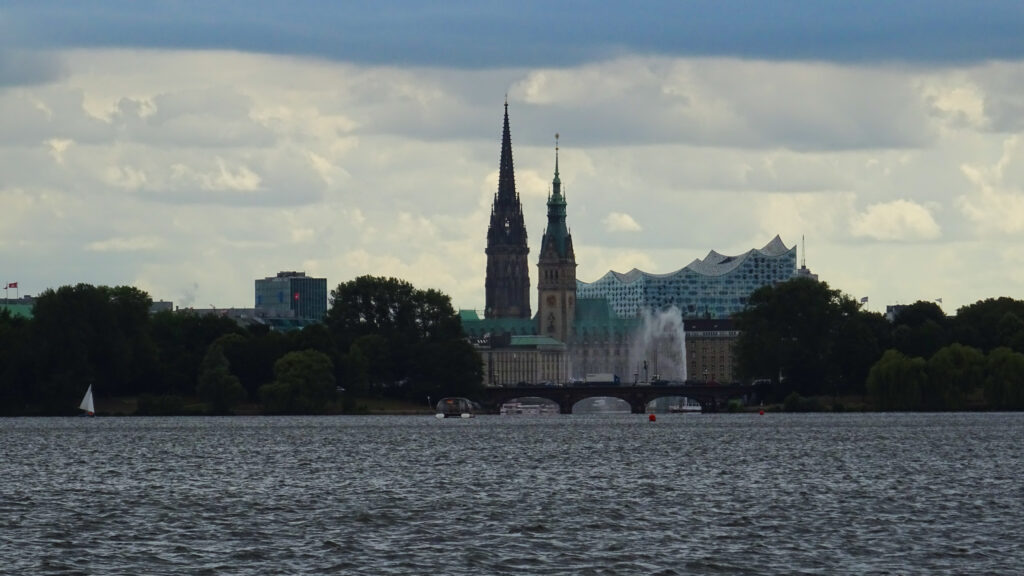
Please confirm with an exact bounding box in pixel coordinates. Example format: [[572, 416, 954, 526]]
[[558, 394, 574, 415], [629, 395, 648, 414]]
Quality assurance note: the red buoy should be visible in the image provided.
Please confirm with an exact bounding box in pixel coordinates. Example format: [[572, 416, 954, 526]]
[[649, 413, 656, 422], [759, 410, 765, 415]]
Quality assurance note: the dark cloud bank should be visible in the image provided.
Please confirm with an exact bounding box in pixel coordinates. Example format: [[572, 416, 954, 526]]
[[3, 0, 1024, 69]]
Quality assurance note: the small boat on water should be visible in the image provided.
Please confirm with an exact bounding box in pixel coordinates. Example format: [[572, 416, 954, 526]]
[[79, 385, 95, 417], [669, 397, 702, 413], [435, 397, 476, 419], [500, 400, 560, 416]]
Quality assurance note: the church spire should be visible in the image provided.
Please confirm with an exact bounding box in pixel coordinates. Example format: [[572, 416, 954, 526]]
[[497, 99, 517, 206], [485, 101, 531, 319]]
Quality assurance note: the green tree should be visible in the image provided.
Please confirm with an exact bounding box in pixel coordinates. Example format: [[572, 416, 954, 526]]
[[890, 300, 949, 359], [341, 342, 371, 398], [221, 329, 290, 400], [349, 334, 392, 394], [326, 276, 476, 398], [260, 349, 336, 414], [985, 347, 1024, 410], [866, 349, 927, 411], [925, 343, 985, 410], [953, 297, 1024, 352], [734, 277, 866, 399], [0, 309, 32, 414], [197, 334, 247, 414], [150, 311, 244, 396], [408, 338, 484, 401], [29, 284, 160, 411], [830, 310, 889, 395]]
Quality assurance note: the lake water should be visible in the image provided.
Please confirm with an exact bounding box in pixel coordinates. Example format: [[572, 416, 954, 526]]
[[2, 413, 1022, 575]]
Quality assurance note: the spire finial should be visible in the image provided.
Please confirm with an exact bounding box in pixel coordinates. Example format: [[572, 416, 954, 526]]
[[555, 133, 560, 177]]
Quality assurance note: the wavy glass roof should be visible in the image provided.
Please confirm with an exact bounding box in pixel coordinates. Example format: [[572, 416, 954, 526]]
[[577, 236, 797, 319]]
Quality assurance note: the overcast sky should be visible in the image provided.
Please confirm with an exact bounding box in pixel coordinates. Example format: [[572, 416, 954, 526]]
[[3, 1, 1024, 314]]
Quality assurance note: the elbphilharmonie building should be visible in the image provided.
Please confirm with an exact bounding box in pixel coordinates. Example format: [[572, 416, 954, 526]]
[[576, 236, 797, 320]]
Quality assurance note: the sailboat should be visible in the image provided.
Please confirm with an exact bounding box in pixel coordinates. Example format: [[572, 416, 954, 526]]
[[79, 384, 95, 417]]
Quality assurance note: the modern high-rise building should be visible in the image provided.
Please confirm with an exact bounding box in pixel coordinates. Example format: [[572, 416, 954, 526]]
[[576, 236, 798, 320], [484, 101, 531, 319], [254, 271, 328, 320]]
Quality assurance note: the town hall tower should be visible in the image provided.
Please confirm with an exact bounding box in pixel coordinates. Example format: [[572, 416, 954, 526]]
[[536, 135, 577, 342]]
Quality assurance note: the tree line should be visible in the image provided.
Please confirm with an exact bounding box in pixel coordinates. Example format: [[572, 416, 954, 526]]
[[0, 276, 483, 415], [734, 277, 1024, 410], [5, 274, 1022, 415]]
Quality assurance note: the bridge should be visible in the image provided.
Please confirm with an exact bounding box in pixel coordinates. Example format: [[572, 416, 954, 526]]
[[473, 382, 764, 414]]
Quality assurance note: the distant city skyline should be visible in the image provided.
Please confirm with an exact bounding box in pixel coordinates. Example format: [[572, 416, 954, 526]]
[[3, 2, 1024, 314]]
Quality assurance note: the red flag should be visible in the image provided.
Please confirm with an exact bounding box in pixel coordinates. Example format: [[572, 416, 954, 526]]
[[5, 282, 15, 289], [293, 292, 300, 301]]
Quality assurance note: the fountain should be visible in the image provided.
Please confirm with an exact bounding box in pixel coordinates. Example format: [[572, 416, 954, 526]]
[[628, 307, 688, 383]]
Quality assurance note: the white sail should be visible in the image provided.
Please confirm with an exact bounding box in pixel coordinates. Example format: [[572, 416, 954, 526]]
[[79, 385, 95, 415]]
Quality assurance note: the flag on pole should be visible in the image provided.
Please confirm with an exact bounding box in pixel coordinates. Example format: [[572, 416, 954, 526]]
[[860, 296, 869, 303], [5, 282, 16, 289]]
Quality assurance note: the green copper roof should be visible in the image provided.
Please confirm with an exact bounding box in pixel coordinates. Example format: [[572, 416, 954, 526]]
[[460, 315, 537, 338], [573, 298, 639, 338], [510, 334, 565, 348], [541, 136, 572, 259], [0, 304, 33, 319]]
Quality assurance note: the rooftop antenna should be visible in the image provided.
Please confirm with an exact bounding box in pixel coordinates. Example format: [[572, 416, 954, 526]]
[[801, 234, 806, 269]]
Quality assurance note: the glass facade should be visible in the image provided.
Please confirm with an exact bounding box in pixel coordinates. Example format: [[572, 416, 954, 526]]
[[576, 236, 797, 319], [254, 272, 328, 320]]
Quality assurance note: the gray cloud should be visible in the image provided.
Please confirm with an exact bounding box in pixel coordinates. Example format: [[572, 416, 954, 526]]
[[0, 50, 65, 87], [0, 87, 112, 146], [112, 89, 277, 149], [4, 1, 1024, 68]]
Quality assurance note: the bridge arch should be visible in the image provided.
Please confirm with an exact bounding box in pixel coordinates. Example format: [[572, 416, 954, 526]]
[[476, 383, 760, 414], [569, 396, 631, 414]]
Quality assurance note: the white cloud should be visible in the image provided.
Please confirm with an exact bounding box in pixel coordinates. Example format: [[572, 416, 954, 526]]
[[603, 212, 642, 232], [957, 137, 1024, 234], [850, 199, 941, 241], [86, 236, 161, 252], [202, 159, 262, 192], [103, 165, 148, 190], [4, 48, 1024, 313], [46, 138, 73, 164], [919, 74, 988, 130]]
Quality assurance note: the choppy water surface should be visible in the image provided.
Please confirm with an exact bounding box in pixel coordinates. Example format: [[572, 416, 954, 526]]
[[2, 413, 1022, 575]]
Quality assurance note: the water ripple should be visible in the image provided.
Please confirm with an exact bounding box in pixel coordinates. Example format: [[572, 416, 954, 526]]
[[2, 413, 1022, 574]]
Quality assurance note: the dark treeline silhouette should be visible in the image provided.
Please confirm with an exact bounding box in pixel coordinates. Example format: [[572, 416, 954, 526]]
[[0, 277, 483, 415], [6, 276, 1022, 414], [735, 278, 1024, 411]]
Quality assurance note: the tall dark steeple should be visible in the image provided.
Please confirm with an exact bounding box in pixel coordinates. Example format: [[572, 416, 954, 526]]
[[537, 134, 577, 342], [485, 101, 531, 319]]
